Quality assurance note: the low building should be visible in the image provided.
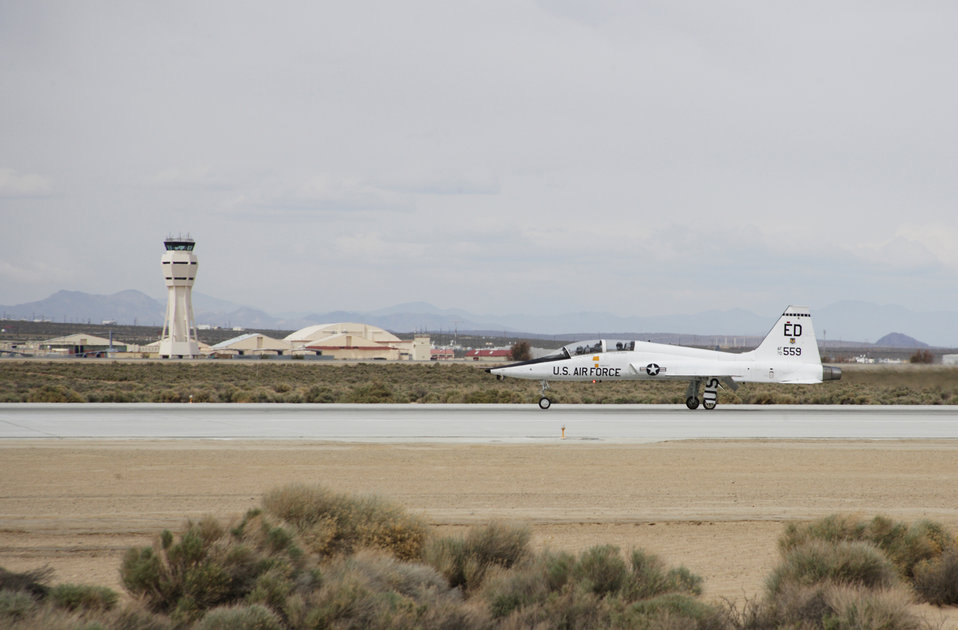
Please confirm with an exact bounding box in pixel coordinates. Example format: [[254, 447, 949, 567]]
[[285, 323, 430, 361], [466, 349, 513, 362], [211, 333, 292, 357], [40, 333, 127, 356]]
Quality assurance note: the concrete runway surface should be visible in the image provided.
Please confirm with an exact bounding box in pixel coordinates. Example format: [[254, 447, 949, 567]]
[[1, 403, 957, 441]]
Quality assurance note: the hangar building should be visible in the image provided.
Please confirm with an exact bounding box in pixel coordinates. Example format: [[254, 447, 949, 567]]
[[211, 333, 292, 357], [285, 323, 430, 361]]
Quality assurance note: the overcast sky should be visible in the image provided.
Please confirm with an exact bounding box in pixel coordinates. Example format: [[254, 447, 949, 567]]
[[2, 1, 957, 323]]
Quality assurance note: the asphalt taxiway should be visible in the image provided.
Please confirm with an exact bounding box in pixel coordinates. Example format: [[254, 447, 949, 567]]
[[1, 403, 956, 442]]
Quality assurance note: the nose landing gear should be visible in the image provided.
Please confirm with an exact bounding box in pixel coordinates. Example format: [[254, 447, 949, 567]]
[[538, 380, 552, 410]]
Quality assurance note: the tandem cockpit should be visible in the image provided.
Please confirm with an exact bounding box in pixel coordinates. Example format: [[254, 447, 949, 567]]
[[545, 339, 636, 361], [492, 339, 638, 370]]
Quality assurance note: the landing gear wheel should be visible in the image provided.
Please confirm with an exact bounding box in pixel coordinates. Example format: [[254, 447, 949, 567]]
[[702, 377, 719, 410], [685, 397, 700, 410], [538, 397, 552, 410]]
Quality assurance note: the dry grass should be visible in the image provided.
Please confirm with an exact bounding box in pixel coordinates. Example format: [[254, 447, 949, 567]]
[[2, 360, 957, 405]]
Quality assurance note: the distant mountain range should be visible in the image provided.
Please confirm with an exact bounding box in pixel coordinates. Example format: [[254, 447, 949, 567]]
[[1, 290, 955, 348]]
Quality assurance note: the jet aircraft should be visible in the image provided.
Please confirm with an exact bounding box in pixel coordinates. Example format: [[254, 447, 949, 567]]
[[487, 306, 842, 409]]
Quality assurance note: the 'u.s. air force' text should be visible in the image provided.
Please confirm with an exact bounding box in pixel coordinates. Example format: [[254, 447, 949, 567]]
[[554, 366, 622, 377]]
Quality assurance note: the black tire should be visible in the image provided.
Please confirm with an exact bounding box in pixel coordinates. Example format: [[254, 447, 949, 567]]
[[703, 399, 717, 410], [685, 397, 700, 410], [538, 397, 552, 410]]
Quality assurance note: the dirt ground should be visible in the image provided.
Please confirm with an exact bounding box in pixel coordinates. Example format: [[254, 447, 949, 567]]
[[2, 439, 958, 624]]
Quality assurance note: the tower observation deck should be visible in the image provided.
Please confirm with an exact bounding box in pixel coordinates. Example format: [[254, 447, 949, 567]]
[[158, 235, 200, 358]]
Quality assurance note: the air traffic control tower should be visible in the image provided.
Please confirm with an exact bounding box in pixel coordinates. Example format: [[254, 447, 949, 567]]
[[158, 235, 200, 358]]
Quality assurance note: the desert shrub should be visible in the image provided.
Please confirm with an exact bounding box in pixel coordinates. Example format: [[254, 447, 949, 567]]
[[120, 513, 307, 624], [195, 603, 284, 630], [0, 589, 38, 623], [0, 603, 92, 629], [464, 522, 532, 572], [913, 550, 958, 606], [424, 522, 531, 592], [882, 519, 957, 579], [510, 341, 531, 361], [780, 515, 958, 583], [0, 566, 52, 597], [910, 349, 934, 364], [766, 540, 898, 595], [288, 551, 486, 630], [346, 382, 395, 403], [463, 389, 524, 403], [625, 592, 727, 630], [25, 384, 84, 402], [480, 545, 710, 626], [48, 583, 118, 612], [495, 585, 608, 629], [303, 385, 337, 403], [261, 484, 428, 561], [779, 514, 867, 553], [574, 544, 628, 597], [482, 553, 561, 618], [823, 584, 923, 630], [732, 581, 922, 630], [626, 549, 703, 601], [101, 600, 174, 630]]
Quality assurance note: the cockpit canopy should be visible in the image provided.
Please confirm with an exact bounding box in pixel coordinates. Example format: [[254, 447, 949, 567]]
[[549, 339, 636, 360]]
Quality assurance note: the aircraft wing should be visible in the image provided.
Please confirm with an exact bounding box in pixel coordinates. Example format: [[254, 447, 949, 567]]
[[628, 359, 748, 380]]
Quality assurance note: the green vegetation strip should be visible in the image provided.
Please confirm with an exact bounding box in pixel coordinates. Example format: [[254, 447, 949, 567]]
[[3, 361, 958, 405]]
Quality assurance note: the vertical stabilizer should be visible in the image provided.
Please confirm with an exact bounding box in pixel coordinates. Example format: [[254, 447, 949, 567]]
[[749, 305, 822, 365]]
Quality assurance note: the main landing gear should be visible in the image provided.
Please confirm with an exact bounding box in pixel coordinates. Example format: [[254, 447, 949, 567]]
[[685, 378, 721, 410]]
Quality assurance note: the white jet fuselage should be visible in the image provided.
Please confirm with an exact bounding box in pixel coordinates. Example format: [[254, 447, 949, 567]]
[[491, 340, 824, 385], [488, 306, 840, 411]]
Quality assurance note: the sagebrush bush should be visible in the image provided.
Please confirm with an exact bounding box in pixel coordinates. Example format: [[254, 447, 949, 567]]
[[194, 603, 284, 630], [735, 581, 923, 630], [779, 514, 958, 598], [0, 566, 52, 598], [766, 540, 899, 595], [479, 545, 711, 627], [627, 548, 703, 600], [573, 544, 628, 597], [779, 514, 868, 553], [287, 551, 486, 630], [625, 592, 727, 630], [424, 522, 532, 592], [913, 550, 958, 606], [0, 589, 37, 623], [48, 583, 118, 612], [261, 483, 428, 560], [120, 513, 307, 624], [823, 584, 923, 630]]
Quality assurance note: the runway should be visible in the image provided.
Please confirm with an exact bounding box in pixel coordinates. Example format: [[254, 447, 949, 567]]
[[1, 403, 957, 442]]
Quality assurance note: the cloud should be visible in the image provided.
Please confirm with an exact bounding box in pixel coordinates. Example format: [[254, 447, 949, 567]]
[[150, 166, 239, 191], [0, 258, 74, 286], [850, 235, 943, 272], [374, 168, 500, 196], [220, 174, 416, 221], [3, 3, 958, 316], [0, 169, 55, 198]]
